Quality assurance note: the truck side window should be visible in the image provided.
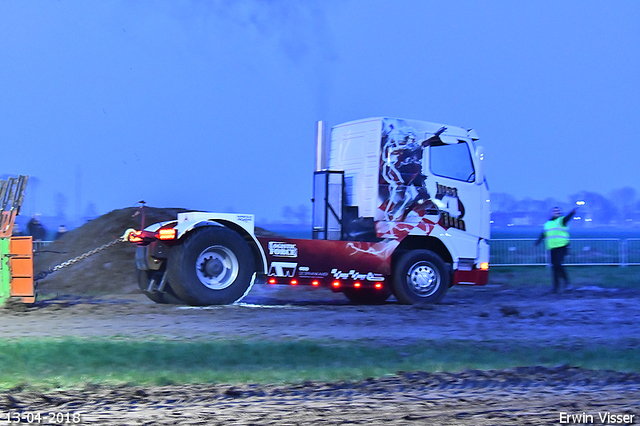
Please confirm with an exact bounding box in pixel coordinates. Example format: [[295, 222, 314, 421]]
[[429, 142, 475, 182]]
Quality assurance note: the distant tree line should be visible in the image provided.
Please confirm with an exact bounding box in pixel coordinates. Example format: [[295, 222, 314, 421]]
[[491, 187, 640, 228], [278, 187, 640, 229]]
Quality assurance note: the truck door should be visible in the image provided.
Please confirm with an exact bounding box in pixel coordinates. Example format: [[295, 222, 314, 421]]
[[425, 139, 484, 238]]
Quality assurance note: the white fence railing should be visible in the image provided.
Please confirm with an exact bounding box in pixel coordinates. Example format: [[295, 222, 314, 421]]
[[489, 238, 640, 266]]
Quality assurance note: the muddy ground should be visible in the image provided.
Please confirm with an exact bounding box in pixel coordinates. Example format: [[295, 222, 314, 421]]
[[1, 208, 638, 425], [1, 285, 639, 425]]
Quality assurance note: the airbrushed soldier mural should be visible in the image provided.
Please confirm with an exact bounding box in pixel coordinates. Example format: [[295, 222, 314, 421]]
[[377, 119, 465, 231]]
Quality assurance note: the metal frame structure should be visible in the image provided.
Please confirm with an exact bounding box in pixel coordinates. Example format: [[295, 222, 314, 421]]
[[0, 175, 35, 305], [312, 170, 345, 240]]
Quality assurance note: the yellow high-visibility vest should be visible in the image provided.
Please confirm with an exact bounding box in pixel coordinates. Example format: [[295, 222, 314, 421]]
[[543, 217, 569, 250]]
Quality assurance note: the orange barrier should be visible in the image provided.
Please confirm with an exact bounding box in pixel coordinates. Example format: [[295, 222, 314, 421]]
[[9, 236, 35, 303]]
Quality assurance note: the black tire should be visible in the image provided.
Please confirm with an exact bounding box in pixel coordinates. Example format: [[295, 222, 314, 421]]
[[392, 250, 449, 304], [343, 288, 391, 305], [166, 226, 255, 306], [136, 269, 184, 304]]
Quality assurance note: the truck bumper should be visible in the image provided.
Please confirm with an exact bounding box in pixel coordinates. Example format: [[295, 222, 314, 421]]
[[453, 268, 489, 286]]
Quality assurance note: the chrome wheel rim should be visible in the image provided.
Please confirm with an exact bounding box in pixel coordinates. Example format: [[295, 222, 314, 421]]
[[195, 245, 239, 290], [407, 261, 439, 297]]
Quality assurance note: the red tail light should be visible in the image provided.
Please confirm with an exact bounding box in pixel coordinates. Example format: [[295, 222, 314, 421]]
[[268, 278, 276, 284], [354, 282, 361, 288], [312, 280, 320, 286], [157, 228, 177, 240], [290, 279, 298, 285], [374, 282, 383, 289], [332, 281, 340, 288]]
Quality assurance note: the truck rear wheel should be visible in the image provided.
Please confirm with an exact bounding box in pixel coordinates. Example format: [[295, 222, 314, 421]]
[[166, 226, 255, 305], [393, 250, 449, 304], [137, 270, 183, 304], [342, 288, 391, 305]]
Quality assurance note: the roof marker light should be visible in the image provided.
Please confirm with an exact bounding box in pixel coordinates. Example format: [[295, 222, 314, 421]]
[[290, 279, 298, 285], [480, 262, 489, 270], [268, 278, 276, 284], [374, 282, 383, 289], [354, 282, 361, 288]]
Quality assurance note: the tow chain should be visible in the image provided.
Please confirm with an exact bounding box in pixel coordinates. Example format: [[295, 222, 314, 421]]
[[34, 229, 136, 283]]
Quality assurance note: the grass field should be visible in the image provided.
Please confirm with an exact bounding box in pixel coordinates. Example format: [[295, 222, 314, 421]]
[[0, 338, 639, 391]]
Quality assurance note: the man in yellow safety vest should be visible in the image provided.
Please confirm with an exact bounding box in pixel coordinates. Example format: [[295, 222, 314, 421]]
[[535, 206, 577, 293]]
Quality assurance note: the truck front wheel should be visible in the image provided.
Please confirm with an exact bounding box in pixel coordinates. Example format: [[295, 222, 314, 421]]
[[166, 226, 255, 305], [393, 250, 449, 304]]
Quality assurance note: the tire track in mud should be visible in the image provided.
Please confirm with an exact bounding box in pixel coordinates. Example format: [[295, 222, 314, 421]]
[[2, 367, 638, 425]]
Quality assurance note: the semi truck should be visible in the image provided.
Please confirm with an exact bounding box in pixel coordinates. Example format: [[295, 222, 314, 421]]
[[129, 117, 490, 305]]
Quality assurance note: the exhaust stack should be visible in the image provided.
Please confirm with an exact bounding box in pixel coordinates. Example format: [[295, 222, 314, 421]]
[[315, 121, 327, 171]]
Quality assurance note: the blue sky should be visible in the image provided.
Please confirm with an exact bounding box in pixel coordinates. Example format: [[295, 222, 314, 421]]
[[2, 1, 639, 224]]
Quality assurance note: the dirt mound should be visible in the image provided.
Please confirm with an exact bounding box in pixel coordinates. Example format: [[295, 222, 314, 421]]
[[33, 207, 282, 297], [34, 207, 188, 296]]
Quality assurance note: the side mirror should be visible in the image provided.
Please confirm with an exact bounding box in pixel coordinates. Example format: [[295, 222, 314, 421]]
[[475, 146, 485, 185]]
